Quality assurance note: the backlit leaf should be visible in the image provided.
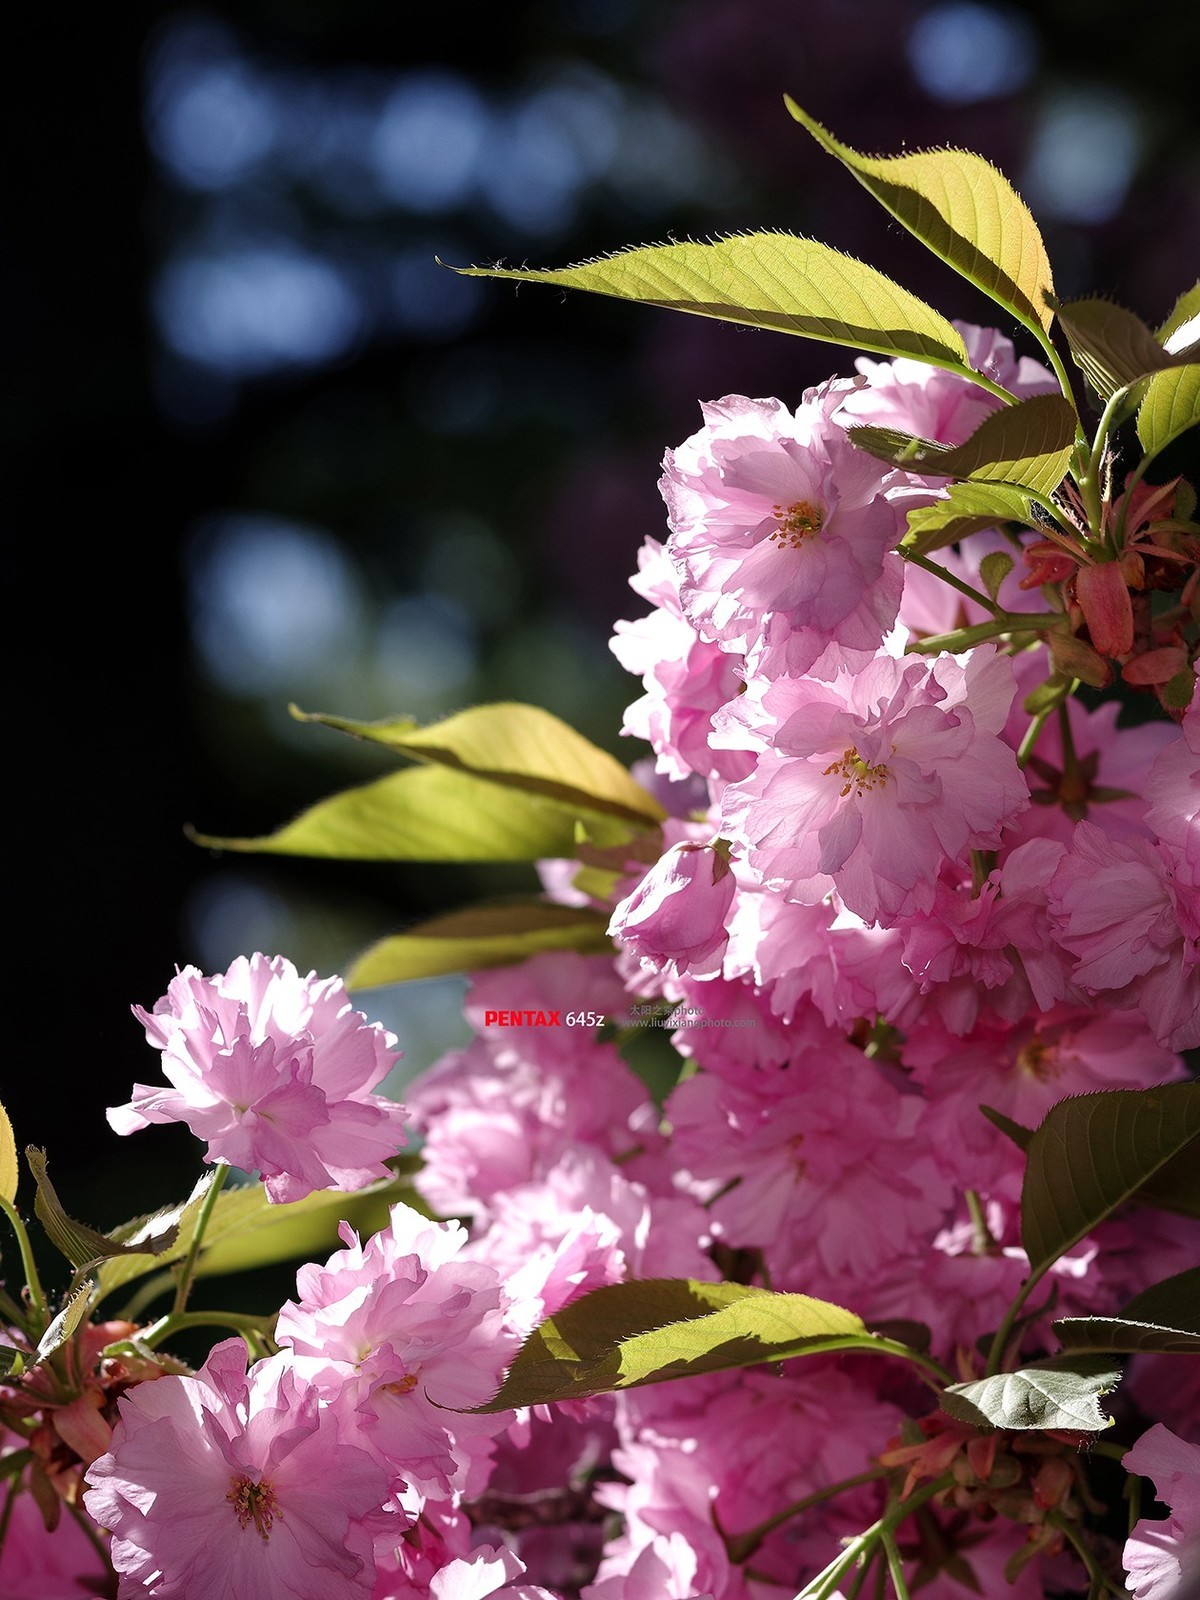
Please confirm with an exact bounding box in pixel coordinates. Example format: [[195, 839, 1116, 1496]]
[[36, 1283, 94, 1364], [942, 1358, 1119, 1432], [851, 394, 1076, 497], [0, 1098, 17, 1203], [291, 703, 665, 827], [347, 901, 613, 988], [190, 763, 625, 862], [1136, 364, 1200, 459], [26, 1148, 182, 1274], [455, 233, 975, 374], [903, 482, 1039, 555], [1021, 1085, 1200, 1285], [474, 1278, 873, 1411], [1158, 281, 1200, 350], [786, 100, 1056, 335]]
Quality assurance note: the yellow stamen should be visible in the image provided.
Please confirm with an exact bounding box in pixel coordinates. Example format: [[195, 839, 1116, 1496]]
[[822, 747, 890, 799], [228, 1475, 280, 1541], [768, 500, 824, 548]]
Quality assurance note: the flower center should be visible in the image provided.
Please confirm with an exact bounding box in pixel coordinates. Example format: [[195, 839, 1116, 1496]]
[[769, 500, 824, 547], [228, 1475, 281, 1541], [383, 1371, 420, 1397], [1016, 1039, 1060, 1082], [823, 747, 891, 799]]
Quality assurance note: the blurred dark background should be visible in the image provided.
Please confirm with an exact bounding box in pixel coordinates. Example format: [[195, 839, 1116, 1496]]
[[7, 0, 1199, 1218]]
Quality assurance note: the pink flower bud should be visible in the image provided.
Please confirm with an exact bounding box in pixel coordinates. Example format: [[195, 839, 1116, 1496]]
[[608, 840, 735, 978]]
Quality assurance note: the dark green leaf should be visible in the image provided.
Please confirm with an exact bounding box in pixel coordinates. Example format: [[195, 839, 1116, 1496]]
[[979, 552, 1014, 601], [26, 1149, 182, 1273], [454, 233, 976, 373], [1056, 298, 1193, 401], [785, 100, 1057, 337], [347, 901, 613, 988], [473, 1278, 875, 1411], [0, 1341, 25, 1376], [980, 1105, 1033, 1151], [1021, 1085, 1200, 1284], [941, 1357, 1120, 1431], [859, 395, 1075, 497]]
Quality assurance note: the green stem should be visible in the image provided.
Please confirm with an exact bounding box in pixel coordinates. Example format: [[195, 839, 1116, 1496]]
[[866, 1336, 954, 1391], [901, 549, 998, 616], [724, 1467, 887, 1563], [905, 614, 1058, 655], [984, 1273, 1042, 1377], [964, 1189, 995, 1255], [1079, 390, 1125, 539], [797, 1476, 953, 1600], [0, 1194, 48, 1326], [140, 1309, 276, 1352], [171, 1164, 228, 1315], [844, 1546, 881, 1600], [1049, 1511, 1128, 1597], [882, 1530, 913, 1600]]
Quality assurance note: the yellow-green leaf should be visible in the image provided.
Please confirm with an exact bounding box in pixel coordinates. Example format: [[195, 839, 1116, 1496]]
[[348, 901, 613, 988], [1158, 280, 1200, 349], [474, 1277, 871, 1411], [191, 763, 626, 862], [850, 394, 1076, 498], [455, 233, 975, 375], [903, 482, 1039, 555], [0, 1099, 17, 1204], [1136, 363, 1200, 459], [291, 702, 665, 827], [1056, 298, 1193, 401], [786, 99, 1056, 336]]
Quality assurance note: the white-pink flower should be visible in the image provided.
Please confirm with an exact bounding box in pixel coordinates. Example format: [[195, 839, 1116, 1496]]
[[718, 648, 1028, 924], [1123, 1425, 1200, 1600], [108, 954, 407, 1203], [83, 1340, 388, 1600], [660, 389, 905, 676]]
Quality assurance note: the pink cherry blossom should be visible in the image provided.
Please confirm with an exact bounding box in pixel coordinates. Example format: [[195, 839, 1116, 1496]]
[[610, 537, 753, 784], [608, 839, 736, 979], [660, 388, 905, 676], [1123, 1426, 1200, 1600], [108, 954, 407, 1203], [83, 1339, 388, 1600], [276, 1202, 516, 1504], [1049, 822, 1200, 1049], [718, 647, 1028, 924], [428, 1545, 560, 1600]]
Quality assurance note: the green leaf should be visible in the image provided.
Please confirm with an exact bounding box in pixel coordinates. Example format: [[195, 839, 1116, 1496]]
[[1136, 363, 1200, 459], [96, 1172, 422, 1302], [291, 703, 665, 828], [851, 394, 1076, 497], [785, 100, 1056, 336], [0, 1098, 17, 1204], [454, 233, 976, 374], [979, 552, 1014, 601], [473, 1278, 873, 1412], [36, 1283, 94, 1365], [1055, 298, 1193, 401], [347, 901, 613, 989], [1157, 280, 1200, 349], [1053, 1262, 1200, 1355], [903, 482, 1039, 555], [941, 1358, 1119, 1432], [1021, 1085, 1200, 1286], [0, 1342, 24, 1377], [979, 1105, 1033, 1151], [191, 764, 621, 863], [25, 1149, 182, 1274]]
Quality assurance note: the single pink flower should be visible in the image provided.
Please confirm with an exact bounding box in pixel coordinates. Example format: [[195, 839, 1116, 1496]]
[[718, 648, 1028, 925], [429, 1545, 560, 1600], [608, 840, 736, 978], [660, 388, 905, 675], [108, 954, 407, 1203], [83, 1340, 389, 1600], [1123, 1426, 1200, 1600]]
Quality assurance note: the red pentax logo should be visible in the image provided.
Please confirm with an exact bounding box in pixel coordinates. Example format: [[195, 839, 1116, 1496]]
[[483, 1009, 562, 1027]]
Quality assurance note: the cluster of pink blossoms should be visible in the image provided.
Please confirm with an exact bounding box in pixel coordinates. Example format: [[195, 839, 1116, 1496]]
[[5, 325, 1197, 1600]]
